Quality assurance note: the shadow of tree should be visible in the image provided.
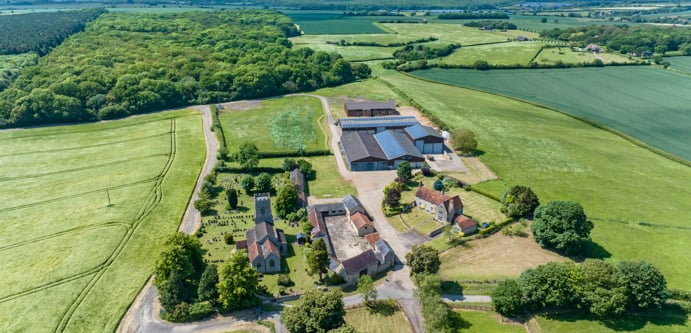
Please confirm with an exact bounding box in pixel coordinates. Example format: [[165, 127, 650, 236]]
[[582, 240, 612, 260], [367, 299, 399, 317], [541, 304, 688, 332], [449, 309, 472, 330]]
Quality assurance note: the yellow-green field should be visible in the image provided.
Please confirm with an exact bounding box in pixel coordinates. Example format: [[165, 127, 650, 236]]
[[379, 23, 539, 45], [534, 48, 638, 65], [345, 306, 413, 333], [0, 110, 205, 332], [435, 41, 543, 66]]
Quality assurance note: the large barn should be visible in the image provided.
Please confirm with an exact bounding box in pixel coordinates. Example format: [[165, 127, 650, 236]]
[[344, 99, 398, 117], [339, 116, 418, 134], [340, 130, 424, 171], [404, 124, 444, 154]]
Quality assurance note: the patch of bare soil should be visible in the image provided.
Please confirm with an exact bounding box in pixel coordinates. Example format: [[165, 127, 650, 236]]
[[221, 100, 262, 111], [439, 229, 568, 280]]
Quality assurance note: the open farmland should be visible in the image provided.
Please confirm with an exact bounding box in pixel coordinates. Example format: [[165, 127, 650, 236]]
[[321, 71, 691, 290], [410, 66, 691, 161], [668, 56, 691, 75], [380, 23, 539, 45], [435, 41, 543, 66], [0, 110, 204, 332], [534, 47, 637, 65], [285, 11, 421, 34], [219, 96, 327, 153]]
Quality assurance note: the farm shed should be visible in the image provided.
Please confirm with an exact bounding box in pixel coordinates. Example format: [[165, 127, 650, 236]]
[[334, 249, 380, 286], [404, 124, 444, 154], [344, 99, 398, 117], [343, 194, 368, 217], [350, 211, 376, 236], [373, 130, 425, 169], [339, 116, 418, 134], [340, 130, 424, 171]]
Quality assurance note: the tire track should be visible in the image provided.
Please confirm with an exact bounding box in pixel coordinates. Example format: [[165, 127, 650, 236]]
[[53, 119, 177, 333], [0, 153, 168, 183], [0, 132, 169, 158], [0, 116, 174, 141], [0, 220, 130, 252]]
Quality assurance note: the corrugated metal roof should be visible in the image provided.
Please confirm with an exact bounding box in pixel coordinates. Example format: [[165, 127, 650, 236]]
[[405, 124, 442, 140], [341, 132, 387, 162], [374, 130, 424, 160], [340, 116, 418, 129]]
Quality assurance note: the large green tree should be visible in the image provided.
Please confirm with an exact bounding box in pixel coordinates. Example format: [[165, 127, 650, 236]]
[[517, 262, 575, 310], [501, 185, 540, 219], [357, 275, 377, 306], [153, 233, 205, 301], [282, 289, 346, 333], [197, 264, 219, 305], [236, 142, 259, 171], [573, 260, 627, 317], [450, 128, 477, 155], [618, 260, 668, 310], [531, 201, 594, 256], [492, 279, 526, 318], [275, 183, 298, 218], [406, 245, 440, 276], [255, 172, 273, 193], [396, 161, 412, 182], [216, 250, 259, 311], [307, 238, 330, 280]]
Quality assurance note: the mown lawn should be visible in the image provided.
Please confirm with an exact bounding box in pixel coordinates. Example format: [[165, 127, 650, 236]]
[[220, 95, 326, 154], [0, 110, 205, 332], [453, 310, 526, 333], [410, 66, 691, 161], [534, 310, 690, 333], [344, 306, 413, 333]]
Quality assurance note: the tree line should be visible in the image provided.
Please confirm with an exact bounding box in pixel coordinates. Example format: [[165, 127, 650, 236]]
[[0, 10, 371, 127], [0, 8, 106, 56], [437, 12, 509, 20], [540, 24, 691, 55]]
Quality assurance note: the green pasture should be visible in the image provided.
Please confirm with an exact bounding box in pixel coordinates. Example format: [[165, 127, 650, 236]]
[[534, 47, 637, 65], [668, 56, 691, 75], [345, 306, 413, 333], [410, 67, 691, 161], [380, 23, 533, 45], [0, 110, 205, 332], [290, 42, 396, 61], [453, 310, 526, 333], [220, 95, 326, 153], [534, 310, 690, 333], [314, 71, 691, 290], [285, 11, 421, 35], [435, 41, 543, 66]]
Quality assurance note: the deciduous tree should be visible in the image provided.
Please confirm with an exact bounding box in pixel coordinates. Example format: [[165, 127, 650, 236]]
[[255, 172, 273, 193], [406, 245, 440, 276], [396, 161, 412, 182], [236, 142, 259, 171], [197, 264, 219, 305], [501, 185, 540, 219], [307, 238, 330, 281], [450, 128, 477, 155], [282, 289, 346, 333], [618, 260, 668, 309], [275, 183, 298, 218], [240, 174, 254, 194], [531, 201, 593, 256], [216, 250, 258, 311], [492, 279, 526, 317], [357, 275, 377, 306]]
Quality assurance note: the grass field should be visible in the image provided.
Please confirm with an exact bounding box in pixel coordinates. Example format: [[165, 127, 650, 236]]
[[312, 71, 691, 291], [453, 309, 526, 333], [435, 41, 543, 66], [380, 23, 536, 45], [344, 306, 413, 333], [534, 48, 637, 65], [668, 56, 691, 75], [0, 110, 205, 332], [220, 95, 327, 153], [290, 42, 396, 61], [410, 66, 691, 161], [285, 11, 423, 35], [534, 310, 690, 333]]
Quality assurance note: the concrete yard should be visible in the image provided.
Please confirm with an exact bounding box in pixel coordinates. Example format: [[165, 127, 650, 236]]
[[324, 215, 370, 260]]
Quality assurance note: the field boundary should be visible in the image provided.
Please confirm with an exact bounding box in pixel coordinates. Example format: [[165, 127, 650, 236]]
[[397, 71, 691, 167]]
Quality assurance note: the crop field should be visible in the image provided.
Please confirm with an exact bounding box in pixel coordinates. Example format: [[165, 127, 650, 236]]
[[333, 70, 691, 290], [410, 67, 691, 161], [289, 42, 396, 61], [453, 309, 526, 333], [345, 306, 413, 333], [534, 311, 690, 333], [285, 11, 421, 34], [0, 110, 205, 332], [668, 56, 691, 74], [380, 23, 537, 45], [434, 41, 543, 66], [534, 47, 637, 65], [220, 95, 327, 153]]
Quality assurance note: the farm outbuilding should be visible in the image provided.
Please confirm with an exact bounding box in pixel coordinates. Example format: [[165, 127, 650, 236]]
[[339, 116, 418, 134], [340, 130, 424, 171], [404, 124, 444, 154], [344, 99, 398, 117]]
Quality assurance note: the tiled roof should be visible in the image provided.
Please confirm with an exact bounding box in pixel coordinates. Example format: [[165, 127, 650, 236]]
[[341, 249, 378, 275], [340, 116, 418, 130], [344, 99, 396, 111], [350, 211, 374, 231], [365, 232, 381, 248], [374, 130, 424, 160], [455, 215, 477, 231], [247, 241, 260, 262], [415, 186, 449, 206], [404, 124, 442, 140], [341, 132, 387, 162], [443, 195, 463, 212], [262, 240, 280, 258]]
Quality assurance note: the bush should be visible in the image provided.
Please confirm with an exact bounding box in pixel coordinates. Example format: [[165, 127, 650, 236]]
[[278, 286, 287, 295], [329, 272, 345, 285], [277, 274, 292, 287], [164, 301, 213, 322], [224, 233, 234, 245]]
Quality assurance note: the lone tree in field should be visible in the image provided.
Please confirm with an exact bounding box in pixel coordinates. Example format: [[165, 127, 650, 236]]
[[451, 128, 477, 155], [236, 142, 259, 170], [307, 238, 330, 281], [501, 185, 540, 219], [397, 161, 412, 183], [275, 183, 298, 218], [531, 201, 594, 256], [282, 289, 346, 333], [406, 245, 441, 276], [226, 188, 238, 210]]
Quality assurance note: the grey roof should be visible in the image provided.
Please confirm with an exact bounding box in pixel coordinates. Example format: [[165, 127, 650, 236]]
[[340, 116, 418, 130], [342, 194, 366, 215], [374, 130, 425, 160], [341, 132, 387, 162], [374, 239, 391, 261], [405, 124, 442, 140], [345, 99, 396, 111], [341, 249, 379, 275], [247, 221, 276, 246], [312, 203, 346, 214]]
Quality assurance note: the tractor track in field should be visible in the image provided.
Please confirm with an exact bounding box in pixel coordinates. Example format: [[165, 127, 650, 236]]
[[51, 119, 177, 333], [0, 132, 169, 158], [0, 153, 168, 182], [0, 220, 130, 252]]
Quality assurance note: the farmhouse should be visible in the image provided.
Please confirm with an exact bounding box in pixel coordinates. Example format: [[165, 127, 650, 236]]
[[414, 185, 463, 224], [339, 116, 418, 134], [341, 130, 424, 171], [404, 123, 444, 154], [344, 99, 398, 117], [586, 44, 601, 52], [290, 168, 306, 208], [245, 222, 288, 273], [454, 215, 478, 235]]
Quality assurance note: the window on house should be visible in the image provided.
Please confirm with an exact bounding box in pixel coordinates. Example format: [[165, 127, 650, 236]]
[[269, 259, 275, 268]]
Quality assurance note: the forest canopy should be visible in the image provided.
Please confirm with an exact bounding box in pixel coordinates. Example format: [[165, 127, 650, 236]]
[[0, 10, 370, 127], [0, 8, 106, 55]]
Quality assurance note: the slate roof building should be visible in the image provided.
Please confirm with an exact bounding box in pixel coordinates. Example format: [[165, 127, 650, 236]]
[[344, 99, 398, 117], [254, 193, 273, 224], [289, 168, 306, 208], [343, 194, 367, 217], [245, 222, 288, 273], [341, 130, 424, 171], [414, 185, 463, 224], [404, 124, 444, 154], [339, 116, 418, 134]]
